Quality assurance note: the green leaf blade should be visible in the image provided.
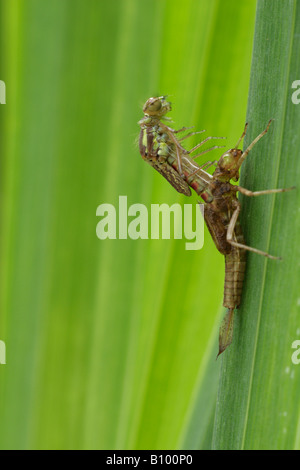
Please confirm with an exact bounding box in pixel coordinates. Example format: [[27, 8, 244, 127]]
[[213, 0, 300, 450]]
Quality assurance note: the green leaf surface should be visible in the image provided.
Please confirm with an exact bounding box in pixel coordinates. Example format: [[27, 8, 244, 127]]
[[0, 0, 256, 449], [213, 0, 300, 450]]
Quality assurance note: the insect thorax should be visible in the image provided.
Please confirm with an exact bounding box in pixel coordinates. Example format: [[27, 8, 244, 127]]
[[140, 121, 175, 160]]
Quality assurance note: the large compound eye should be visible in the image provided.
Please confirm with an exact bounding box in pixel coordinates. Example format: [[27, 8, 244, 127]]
[[143, 97, 162, 114], [221, 153, 232, 164], [218, 152, 233, 171]]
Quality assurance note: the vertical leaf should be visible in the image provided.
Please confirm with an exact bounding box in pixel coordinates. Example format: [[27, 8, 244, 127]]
[[213, 0, 300, 450]]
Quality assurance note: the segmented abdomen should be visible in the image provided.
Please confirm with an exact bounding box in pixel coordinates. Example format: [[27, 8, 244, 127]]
[[223, 219, 246, 309]]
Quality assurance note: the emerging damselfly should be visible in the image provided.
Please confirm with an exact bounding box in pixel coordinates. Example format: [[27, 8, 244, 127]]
[[138, 96, 295, 356], [138, 96, 225, 195]]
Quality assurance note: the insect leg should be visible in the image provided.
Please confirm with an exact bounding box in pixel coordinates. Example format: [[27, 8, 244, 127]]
[[236, 185, 296, 197], [234, 122, 248, 149], [238, 119, 273, 166], [173, 126, 194, 134], [186, 160, 218, 179], [164, 128, 186, 176], [192, 146, 225, 159], [178, 129, 206, 141], [199, 160, 218, 170], [188, 136, 226, 154], [226, 202, 281, 260]]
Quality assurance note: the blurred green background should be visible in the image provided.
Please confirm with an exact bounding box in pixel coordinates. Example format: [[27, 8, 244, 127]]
[[0, 0, 258, 449]]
